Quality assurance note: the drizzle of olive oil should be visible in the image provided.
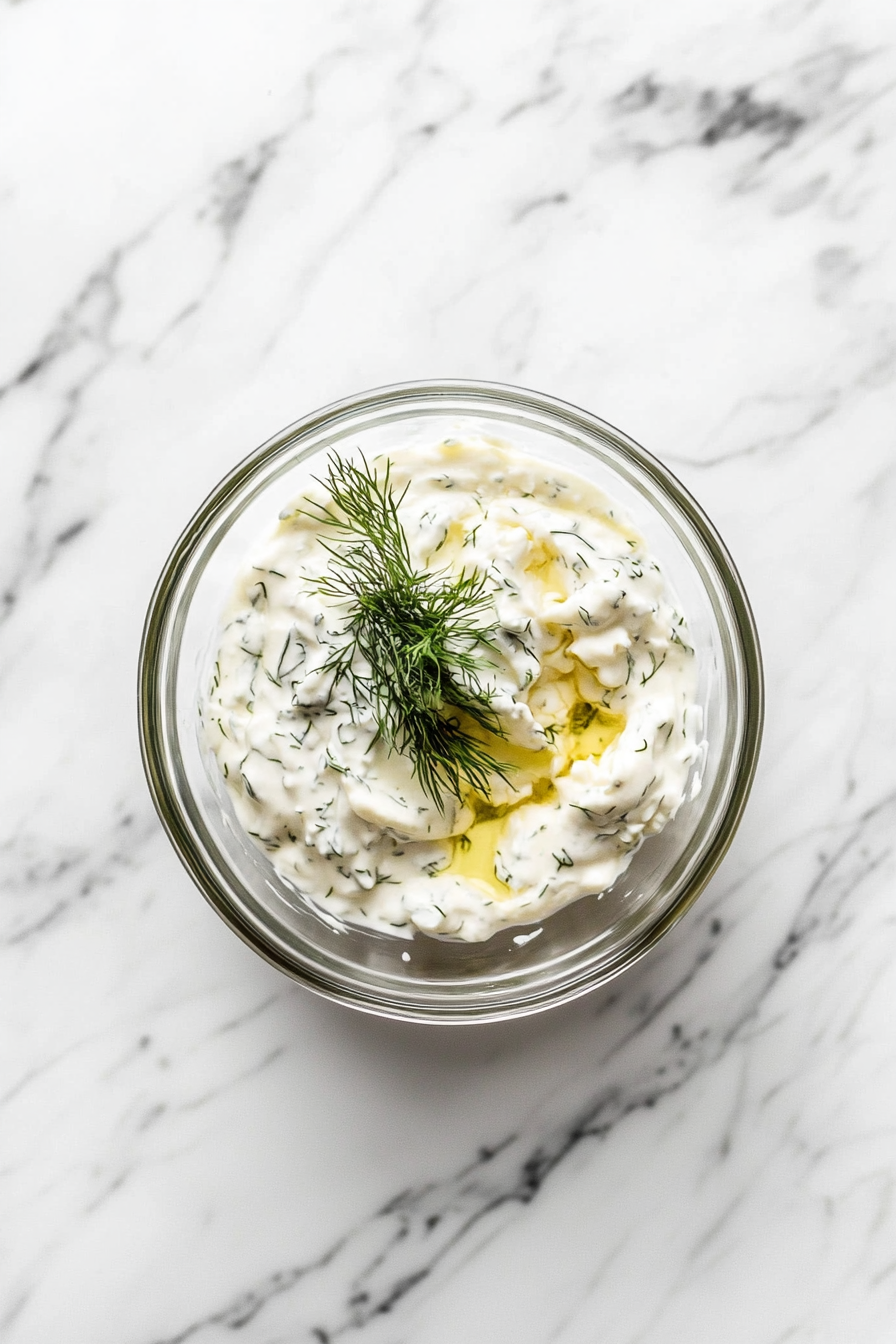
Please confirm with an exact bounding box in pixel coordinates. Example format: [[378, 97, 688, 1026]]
[[448, 813, 511, 896], [443, 531, 624, 898], [443, 518, 469, 551], [526, 539, 568, 599], [560, 702, 627, 766], [443, 700, 625, 899]]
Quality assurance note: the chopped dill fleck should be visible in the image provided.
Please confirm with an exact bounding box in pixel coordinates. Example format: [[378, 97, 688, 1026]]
[[325, 751, 349, 775], [640, 651, 666, 685], [551, 529, 594, 549]]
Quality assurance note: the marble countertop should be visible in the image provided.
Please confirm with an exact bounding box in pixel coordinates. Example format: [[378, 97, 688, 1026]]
[[3, 1, 895, 1340]]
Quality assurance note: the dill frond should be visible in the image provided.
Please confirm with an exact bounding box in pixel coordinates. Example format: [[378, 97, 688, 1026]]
[[302, 453, 511, 807]]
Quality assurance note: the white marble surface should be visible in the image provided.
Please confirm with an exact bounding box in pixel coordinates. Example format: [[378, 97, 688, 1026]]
[[2, 0, 895, 1339]]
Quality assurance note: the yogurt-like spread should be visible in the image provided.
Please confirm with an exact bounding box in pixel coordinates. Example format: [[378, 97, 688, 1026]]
[[202, 438, 701, 942]]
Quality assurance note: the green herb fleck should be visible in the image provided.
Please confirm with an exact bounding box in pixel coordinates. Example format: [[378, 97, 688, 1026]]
[[640, 651, 666, 686]]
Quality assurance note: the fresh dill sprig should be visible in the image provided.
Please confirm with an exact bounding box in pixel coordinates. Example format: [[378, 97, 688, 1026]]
[[302, 452, 511, 807]]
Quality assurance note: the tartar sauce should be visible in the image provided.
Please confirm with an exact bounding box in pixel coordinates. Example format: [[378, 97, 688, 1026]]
[[202, 439, 702, 941]]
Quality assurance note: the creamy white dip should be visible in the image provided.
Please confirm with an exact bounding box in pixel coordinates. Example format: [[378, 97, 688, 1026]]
[[202, 439, 701, 942]]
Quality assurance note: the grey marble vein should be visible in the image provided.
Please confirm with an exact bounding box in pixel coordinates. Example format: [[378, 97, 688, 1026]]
[[0, 806, 158, 947]]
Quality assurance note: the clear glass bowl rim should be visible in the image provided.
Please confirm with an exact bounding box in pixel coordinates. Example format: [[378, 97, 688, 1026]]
[[138, 378, 764, 1023]]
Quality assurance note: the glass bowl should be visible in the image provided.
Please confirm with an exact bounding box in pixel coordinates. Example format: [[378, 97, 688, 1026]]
[[138, 380, 763, 1023]]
